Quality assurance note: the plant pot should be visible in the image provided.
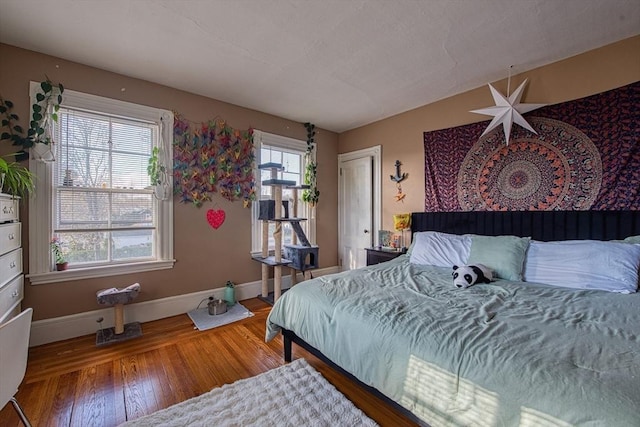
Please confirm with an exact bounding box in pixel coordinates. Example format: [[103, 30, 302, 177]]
[[32, 142, 55, 163], [56, 262, 68, 271], [154, 184, 167, 200]]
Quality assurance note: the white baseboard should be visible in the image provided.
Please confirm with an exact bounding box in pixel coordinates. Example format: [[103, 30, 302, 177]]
[[29, 265, 340, 347]]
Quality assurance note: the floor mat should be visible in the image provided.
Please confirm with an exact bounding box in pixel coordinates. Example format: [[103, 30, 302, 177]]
[[187, 302, 254, 331]]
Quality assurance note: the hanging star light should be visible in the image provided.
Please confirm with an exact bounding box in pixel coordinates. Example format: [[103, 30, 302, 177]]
[[470, 77, 546, 145]]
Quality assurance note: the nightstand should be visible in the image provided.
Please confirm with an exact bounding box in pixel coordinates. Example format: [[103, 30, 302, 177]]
[[365, 247, 406, 266]]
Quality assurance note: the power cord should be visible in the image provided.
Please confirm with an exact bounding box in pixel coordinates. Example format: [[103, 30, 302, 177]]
[[196, 296, 214, 310]]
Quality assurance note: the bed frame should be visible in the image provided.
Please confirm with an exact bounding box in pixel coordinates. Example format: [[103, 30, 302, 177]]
[[282, 210, 640, 426]]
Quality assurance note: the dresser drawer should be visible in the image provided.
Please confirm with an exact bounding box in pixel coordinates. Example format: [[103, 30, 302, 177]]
[[0, 274, 23, 323], [0, 196, 19, 222], [0, 248, 22, 287], [0, 222, 21, 256]]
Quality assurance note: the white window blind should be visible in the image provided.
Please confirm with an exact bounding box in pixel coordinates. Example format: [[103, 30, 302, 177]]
[[53, 108, 157, 265]]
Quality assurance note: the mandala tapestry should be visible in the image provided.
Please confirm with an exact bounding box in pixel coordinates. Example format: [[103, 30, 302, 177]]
[[424, 82, 639, 211], [457, 118, 601, 210]]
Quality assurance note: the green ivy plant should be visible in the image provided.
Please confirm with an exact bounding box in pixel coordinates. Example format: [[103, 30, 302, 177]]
[[147, 146, 165, 186], [301, 122, 320, 206], [0, 78, 64, 161], [0, 98, 30, 161], [29, 78, 64, 145]]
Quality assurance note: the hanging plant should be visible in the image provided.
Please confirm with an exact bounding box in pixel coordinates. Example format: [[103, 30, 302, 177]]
[[29, 78, 64, 145], [0, 78, 64, 161], [147, 146, 165, 186], [302, 122, 319, 206], [0, 98, 31, 161], [147, 146, 170, 200]]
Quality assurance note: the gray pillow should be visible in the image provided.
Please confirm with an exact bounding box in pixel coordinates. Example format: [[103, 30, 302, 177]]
[[468, 235, 531, 281]]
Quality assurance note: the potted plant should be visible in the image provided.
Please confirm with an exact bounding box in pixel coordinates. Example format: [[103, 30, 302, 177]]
[[50, 236, 68, 271], [0, 155, 35, 198]]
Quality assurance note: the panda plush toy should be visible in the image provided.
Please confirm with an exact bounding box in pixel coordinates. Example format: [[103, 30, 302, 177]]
[[452, 264, 493, 289]]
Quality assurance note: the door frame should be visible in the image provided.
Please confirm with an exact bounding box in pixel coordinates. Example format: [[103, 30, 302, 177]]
[[338, 145, 382, 269]]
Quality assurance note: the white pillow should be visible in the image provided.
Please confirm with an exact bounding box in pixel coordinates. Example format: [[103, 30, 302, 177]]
[[523, 240, 640, 293], [409, 231, 471, 267]]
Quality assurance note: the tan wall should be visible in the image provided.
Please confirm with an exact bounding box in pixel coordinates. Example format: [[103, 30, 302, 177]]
[[338, 36, 640, 231], [0, 43, 339, 320]]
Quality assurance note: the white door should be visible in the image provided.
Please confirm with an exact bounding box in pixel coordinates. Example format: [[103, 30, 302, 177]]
[[338, 146, 380, 270]]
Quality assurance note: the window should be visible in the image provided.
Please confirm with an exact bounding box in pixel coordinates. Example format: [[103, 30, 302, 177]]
[[251, 131, 315, 254], [28, 84, 174, 284]]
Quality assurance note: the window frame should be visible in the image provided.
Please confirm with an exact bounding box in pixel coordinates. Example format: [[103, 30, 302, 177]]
[[250, 130, 316, 255], [27, 84, 174, 285]]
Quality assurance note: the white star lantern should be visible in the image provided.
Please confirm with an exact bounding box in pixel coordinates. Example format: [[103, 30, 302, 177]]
[[470, 79, 546, 145]]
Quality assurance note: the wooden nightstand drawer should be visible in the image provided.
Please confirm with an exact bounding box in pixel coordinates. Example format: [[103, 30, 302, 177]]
[[365, 248, 406, 266]]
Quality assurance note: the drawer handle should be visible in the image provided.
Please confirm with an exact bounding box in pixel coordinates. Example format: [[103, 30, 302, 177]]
[[11, 290, 19, 298], [10, 261, 16, 268], [2, 207, 7, 214], [8, 233, 15, 240]]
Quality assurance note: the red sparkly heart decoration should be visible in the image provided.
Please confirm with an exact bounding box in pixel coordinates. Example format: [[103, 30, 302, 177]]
[[206, 209, 226, 229]]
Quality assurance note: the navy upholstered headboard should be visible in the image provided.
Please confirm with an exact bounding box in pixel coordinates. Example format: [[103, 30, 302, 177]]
[[410, 211, 640, 241]]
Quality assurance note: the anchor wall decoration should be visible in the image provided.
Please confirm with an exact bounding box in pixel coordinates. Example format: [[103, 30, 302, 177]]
[[390, 160, 408, 202]]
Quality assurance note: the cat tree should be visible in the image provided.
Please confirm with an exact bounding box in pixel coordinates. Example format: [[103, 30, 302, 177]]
[[252, 163, 318, 303]]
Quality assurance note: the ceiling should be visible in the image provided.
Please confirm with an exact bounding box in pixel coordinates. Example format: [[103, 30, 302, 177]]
[[0, 0, 638, 133]]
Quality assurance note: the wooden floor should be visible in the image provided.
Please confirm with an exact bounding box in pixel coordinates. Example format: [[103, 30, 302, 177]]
[[1, 298, 419, 427]]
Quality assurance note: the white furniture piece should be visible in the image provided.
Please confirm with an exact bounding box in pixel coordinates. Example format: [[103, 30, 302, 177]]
[[0, 193, 23, 324], [0, 307, 33, 426]]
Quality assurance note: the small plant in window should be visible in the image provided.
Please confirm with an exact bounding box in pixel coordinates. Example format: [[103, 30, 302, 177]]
[[50, 236, 68, 270]]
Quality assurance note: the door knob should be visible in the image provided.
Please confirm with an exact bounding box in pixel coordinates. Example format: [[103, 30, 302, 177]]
[[363, 229, 369, 233]]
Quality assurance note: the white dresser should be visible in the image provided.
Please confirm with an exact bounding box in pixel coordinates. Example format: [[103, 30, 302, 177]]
[[0, 193, 23, 324]]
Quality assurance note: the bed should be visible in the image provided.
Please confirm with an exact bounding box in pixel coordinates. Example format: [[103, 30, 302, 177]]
[[266, 211, 640, 426]]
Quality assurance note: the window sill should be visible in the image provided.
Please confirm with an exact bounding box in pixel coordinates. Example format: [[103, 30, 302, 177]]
[[27, 259, 176, 285]]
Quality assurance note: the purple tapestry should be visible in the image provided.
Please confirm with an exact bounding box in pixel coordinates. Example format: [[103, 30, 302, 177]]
[[424, 82, 639, 211]]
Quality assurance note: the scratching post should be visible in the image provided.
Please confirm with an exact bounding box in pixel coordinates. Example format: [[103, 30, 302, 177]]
[[114, 303, 125, 334], [261, 220, 269, 297], [274, 180, 283, 300], [290, 184, 299, 287], [96, 283, 142, 346]]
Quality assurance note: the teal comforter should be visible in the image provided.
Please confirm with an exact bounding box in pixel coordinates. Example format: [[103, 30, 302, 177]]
[[266, 256, 640, 426]]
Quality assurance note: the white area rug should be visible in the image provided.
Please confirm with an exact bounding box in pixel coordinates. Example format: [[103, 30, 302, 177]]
[[187, 302, 254, 331], [120, 358, 378, 426]]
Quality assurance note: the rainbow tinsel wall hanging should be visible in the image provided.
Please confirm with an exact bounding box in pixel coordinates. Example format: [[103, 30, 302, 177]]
[[173, 115, 256, 207]]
